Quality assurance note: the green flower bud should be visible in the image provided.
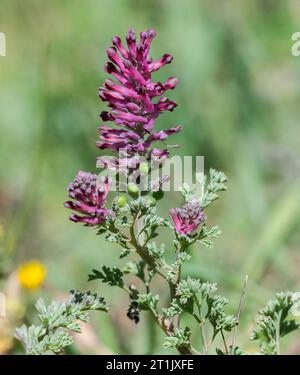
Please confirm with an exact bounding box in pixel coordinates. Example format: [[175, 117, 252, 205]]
[[127, 182, 139, 197], [153, 190, 164, 201], [145, 196, 156, 207], [116, 195, 128, 207], [139, 162, 149, 175]]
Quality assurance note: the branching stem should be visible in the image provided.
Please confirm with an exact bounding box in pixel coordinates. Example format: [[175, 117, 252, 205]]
[[231, 274, 248, 353], [194, 295, 208, 354], [221, 330, 229, 355], [129, 207, 192, 355]]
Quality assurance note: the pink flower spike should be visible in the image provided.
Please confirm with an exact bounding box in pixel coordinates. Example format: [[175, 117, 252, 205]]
[[98, 28, 181, 165]]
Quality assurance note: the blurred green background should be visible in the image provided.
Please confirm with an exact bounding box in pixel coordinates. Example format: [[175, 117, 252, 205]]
[[0, 0, 300, 354]]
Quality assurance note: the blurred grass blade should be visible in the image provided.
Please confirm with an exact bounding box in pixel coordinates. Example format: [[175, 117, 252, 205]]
[[242, 184, 300, 282]]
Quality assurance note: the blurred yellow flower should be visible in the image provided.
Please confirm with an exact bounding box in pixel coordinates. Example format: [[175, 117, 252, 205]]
[[17, 261, 47, 289]]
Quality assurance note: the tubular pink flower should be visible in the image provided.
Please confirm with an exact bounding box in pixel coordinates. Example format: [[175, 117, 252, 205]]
[[170, 200, 206, 235], [64, 171, 114, 226]]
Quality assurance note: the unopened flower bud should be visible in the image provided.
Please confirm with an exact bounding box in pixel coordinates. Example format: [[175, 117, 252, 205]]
[[128, 182, 139, 197], [139, 162, 149, 175], [116, 195, 128, 207]]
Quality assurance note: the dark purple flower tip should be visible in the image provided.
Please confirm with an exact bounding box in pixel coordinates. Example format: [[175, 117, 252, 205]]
[[69, 214, 80, 222], [112, 36, 120, 44], [170, 200, 206, 235], [140, 31, 148, 41], [164, 77, 178, 90], [112, 36, 129, 59], [69, 214, 106, 225], [127, 28, 136, 41], [107, 47, 117, 58], [162, 54, 173, 63], [171, 125, 183, 133], [147, 28, 156, 38], [147, 125, 182, 143], [105, 62, 115, 74], [64, 201, 73, 210], [149, 54, 173, 72], [155, 98, 178, 112], [100, 111, 113, 121], [148, 148, 169, 161]]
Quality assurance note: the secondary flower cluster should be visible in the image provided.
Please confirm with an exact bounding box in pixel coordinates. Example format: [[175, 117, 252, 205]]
[[64, 171, 114, 225], [170, 200, 206, 235], [97, 28, 182, 168]]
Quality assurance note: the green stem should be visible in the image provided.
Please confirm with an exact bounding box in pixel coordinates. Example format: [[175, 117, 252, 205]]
[[130, 212, 166, 280], [149, 308, 192, 355], [194, 296, 208, 354], [221, 330, 229, 355], [170, 243, 187, 328], [174, 266, 182, 328], [275, 311, 282, 355], [146, 311, 156, 355], [129, 209, 192, 355]]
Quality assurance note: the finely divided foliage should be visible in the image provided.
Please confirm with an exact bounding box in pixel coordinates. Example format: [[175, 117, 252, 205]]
[[15, 291, 108, 354], [251, 292, 300, 355], [16, 29, 300, 355]]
